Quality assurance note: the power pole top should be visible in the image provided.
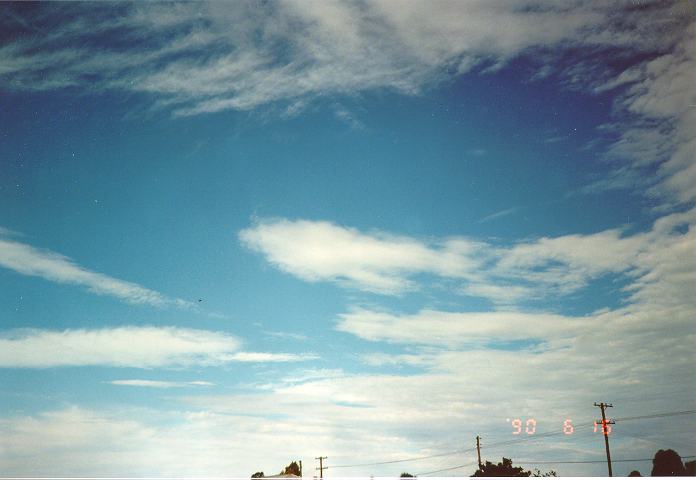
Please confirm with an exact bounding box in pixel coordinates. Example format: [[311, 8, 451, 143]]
[[315, 457, 327, 480], [594, 401, 615, 477]]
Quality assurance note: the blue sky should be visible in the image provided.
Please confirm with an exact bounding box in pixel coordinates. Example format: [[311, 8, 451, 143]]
[[0, 1, 694, 476]]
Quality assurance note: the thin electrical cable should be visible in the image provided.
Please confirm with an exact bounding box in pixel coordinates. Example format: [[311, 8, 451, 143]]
[[515, 455, 696, 465], [478, 409, 696, 453], [326, 447, 479, 469], [615, 410, 696, 422], [325, 409, 696, 470], [418, 455, 696, 475], [417, 461, 479, 476]]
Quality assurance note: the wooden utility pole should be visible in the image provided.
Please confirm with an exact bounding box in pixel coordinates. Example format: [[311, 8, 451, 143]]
[[315, 456, 327, 480], [594, 402, 615, 477], [476, 435, 482, 469]]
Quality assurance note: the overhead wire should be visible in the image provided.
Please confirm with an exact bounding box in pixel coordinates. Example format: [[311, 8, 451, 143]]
[[515, 455, 696, 465], [325, 409, 696, 471], [417, 461, 479, 476], [326, 447, 478, 469], [417, 455, 696, 476], [454, 408, 696, 455], [418, 411, 696, 476], [614, 409, 696, 422]]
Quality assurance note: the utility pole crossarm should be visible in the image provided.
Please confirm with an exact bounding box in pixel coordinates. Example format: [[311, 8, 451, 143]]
[[315, 456, 327, 480], [594, 402, 614, 477]]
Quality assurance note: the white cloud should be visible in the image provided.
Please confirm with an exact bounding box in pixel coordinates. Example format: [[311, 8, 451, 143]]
[[492, 228, 646, 297], [0, 327, 314, 368], [336, 308, 587, 347], [0, 236, 193, 308], [0, 2, 679, 115], [1, 2, 692, 206], [239, 218, 486, 295], [0, 327, 240, 368], [108, 380, 215, 388], [263, 330, 308, 341], [460, 282, 533, 303], [222, 352, 318, 363], [240, 209, 695, 306], [1, 277, 694, 476], [590, 24, 696, 205]]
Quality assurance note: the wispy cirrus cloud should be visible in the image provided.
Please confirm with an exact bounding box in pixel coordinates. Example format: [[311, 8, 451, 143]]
[[0, 235, 192, 309], [0, 327, 315, 368], [240, 207, 696, 306], [0, 2, 681, 117], [221, 352, 318, 363], [584, 24, 696, 204], [339, 295, 693, 354], [1, 2, 692, 205], [0, 2, 605, 114], [478, 206, 521, 223], [336, 308, 585, 347], [108, 380, 215, 389], [0, 327, 239, 368]]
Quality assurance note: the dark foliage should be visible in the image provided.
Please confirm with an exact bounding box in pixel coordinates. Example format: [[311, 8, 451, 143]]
[[251, 472, 264, 478], [400, 474, 415, 477], [628, 470, 642, 476], [651, 449, 686, 476], [282, 461, 302, 476], [473, 458, 531, 477]]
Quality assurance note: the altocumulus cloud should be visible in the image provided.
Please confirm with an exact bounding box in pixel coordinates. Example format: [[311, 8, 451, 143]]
[[0, 327, 313, 368]]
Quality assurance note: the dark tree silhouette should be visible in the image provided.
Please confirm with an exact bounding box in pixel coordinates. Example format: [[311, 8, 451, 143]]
[[628, 471, 642, 476], [282, 461, 301, 476], [651, 449, 686, 476], [685, 460, 695, 476], [473, 458, 531, 477], [400, 473, 415, 477], [251, 472, 264, 478]]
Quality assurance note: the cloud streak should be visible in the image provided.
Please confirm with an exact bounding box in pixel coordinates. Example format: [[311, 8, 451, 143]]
[[0, 327, 314, 368], [0, 235, 193, 309], [0, 2, 692, 205], [240, 208, 696, 306], [336, 308, 587, 347], [239, 218, 486, 295], [108, 380, 215, 388], [0, 2, 681, 115]]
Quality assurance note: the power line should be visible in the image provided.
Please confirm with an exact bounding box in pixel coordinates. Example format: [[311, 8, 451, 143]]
[[466, 408, 696, 454], [325, 409, 696, 471], [419, 455, 696, 476], [328, 427, 594, 470], [515, 455, 696, 465], [327, 447, 478, 469], [615, 409, 696, 422], [417, 461, 479, 476]]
